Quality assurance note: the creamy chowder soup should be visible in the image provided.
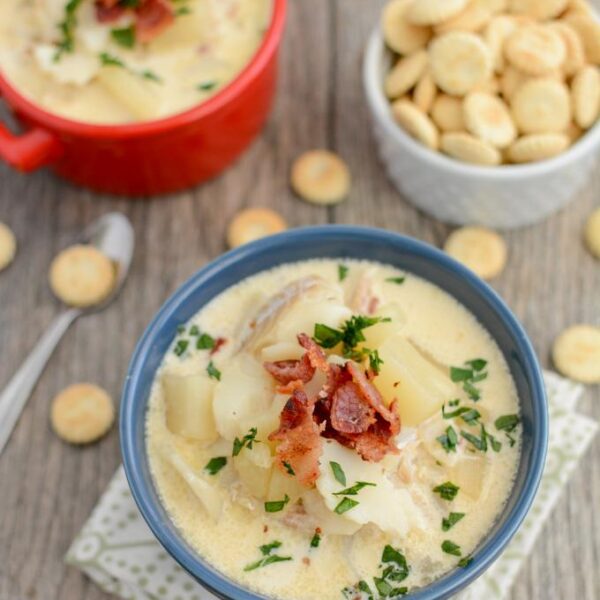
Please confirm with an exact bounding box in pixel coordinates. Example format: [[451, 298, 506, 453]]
[[0, 0, 271, 124], [146, 259, 521, 599]]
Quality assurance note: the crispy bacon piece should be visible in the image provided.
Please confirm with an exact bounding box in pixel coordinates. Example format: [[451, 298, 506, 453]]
[[330, 382, 376, 434], [298, 333, 330, 374], [94, 0, 174, 41], [210, 337, 227, 355], [135, 0, 174, 42], [265, 332, 401, 485], [264, 354, 315, 385], [269, 390, 323, 487]]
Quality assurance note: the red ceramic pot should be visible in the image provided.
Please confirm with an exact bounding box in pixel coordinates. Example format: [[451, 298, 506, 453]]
[[0, 0, 286, 197]]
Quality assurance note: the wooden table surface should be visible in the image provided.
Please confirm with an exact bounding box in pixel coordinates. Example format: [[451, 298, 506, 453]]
[[1, 2, 599, 599]]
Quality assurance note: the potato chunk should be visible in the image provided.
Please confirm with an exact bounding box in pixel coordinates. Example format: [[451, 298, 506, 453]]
[[233, 443, 273, 499], [373, 334, 456, 426], [163, 372, 217, 442]]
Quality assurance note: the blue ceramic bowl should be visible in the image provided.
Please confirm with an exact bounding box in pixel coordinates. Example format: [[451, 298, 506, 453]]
[[121, 225, 548, 600]]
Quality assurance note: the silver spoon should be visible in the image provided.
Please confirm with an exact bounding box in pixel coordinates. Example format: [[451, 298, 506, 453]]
[[0, 213, 134, 455]]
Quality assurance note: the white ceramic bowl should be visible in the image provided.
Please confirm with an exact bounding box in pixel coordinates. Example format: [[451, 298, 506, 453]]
[[363, 29, 600, 230]]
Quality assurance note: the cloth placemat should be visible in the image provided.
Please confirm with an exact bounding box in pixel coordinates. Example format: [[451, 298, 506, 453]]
[[66, 371, 598, 600]]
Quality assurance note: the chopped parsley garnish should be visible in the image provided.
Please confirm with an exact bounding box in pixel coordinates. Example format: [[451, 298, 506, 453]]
[[433, 481, 459, 501], [232, 427, 258, 456], [450, 358, 488, 401], [442, 403, 481, 423], [461, 425, 502, 453], [458, 555, 473, 568], [442, 512, 465, 531], [310, 531, 321, 548], [99, 52, 125, 68], [175, 5, 192, 15], [449, 399, 460, 407], [173, 339, 189, 356], [369, 349, 384, 375], [177, 324, 186, 334], [189, 325, 200, 336], [332, 481, 376, 496], [244, 541, 292, 571], [437, 426, 458, 453], [259, 540, 281, 555], [197, 80, 217, 91], [344, 545, 409, 599], [283, 461, 295, 476], [338, 264, 349, 281], [204, 456, 227, 475], [441, 540, 462, 557], [197, 333, 216, 350], [385, 276, 405, 285], [111, 26, 135, 48], [141, 69, 162, 83], [495, 414, 520, 432], [54, 0, 83, 61], [330, 461, 346, 486], [313, 315, 390, 356], [264, 494, 290, 513], [334, 497, 359, 514], [206, 361, 221, 381]]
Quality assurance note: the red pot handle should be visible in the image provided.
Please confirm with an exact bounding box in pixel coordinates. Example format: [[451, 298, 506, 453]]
[[0, 122, 62, 172]]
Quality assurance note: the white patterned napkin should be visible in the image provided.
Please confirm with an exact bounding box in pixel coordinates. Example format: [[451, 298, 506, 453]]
[[66, 371, 597, 600]]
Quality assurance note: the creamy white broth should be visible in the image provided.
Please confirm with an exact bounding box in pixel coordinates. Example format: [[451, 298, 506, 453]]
[[0, 0, 271, 124], [146, 259, 520, 599]]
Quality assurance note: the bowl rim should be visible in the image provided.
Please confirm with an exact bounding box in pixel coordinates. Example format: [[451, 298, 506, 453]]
[[363, 27, 600, 180], [0, 0, 286, 140], [120, 225, 548, 600]]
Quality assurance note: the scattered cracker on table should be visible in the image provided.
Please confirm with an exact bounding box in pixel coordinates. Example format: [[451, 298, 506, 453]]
[[49, 244, 116, 308], [379, 0, 600, 166], [552, 325, 600, 383], [227, 207, 287, 249], [51, 383, 115, 444], [290, 150, 351, 205], [444, 226, 508, 279], [0, 222, 16, 272], [584, 207, 600, 259]]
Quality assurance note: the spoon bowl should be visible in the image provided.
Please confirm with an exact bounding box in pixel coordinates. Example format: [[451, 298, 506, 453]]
[[0, 212, 135, 456]]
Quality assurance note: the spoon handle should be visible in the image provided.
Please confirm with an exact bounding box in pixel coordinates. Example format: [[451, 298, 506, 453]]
[[0, 309, 80, 456]]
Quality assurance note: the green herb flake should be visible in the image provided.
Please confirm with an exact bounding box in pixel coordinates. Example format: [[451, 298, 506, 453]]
[[111, 26, 135, 48], [495, 414, 520, 433], [450, 367, 473, 382], [141, 69, 162, 83], [206, 361, 221, 381], [332, 481, 376, 496], [189, 325, 200, 336], [310, 531, 321, 549], [314, 315, 390, 356], [259, 540, 282, 555], [460, 428, 487, 452], [173, 339, 189, 357], [381, 545, 409, 580], [368, 349, 384, 375], [385, 276, 406, 285], [197, 333, 216, 350], [442, 512, 465, 531], [466, 358, 487, 372], [458, 555, 474, 568], [283, 461, 295, 476], [437, 426, 458, 453], [433, 481, 460, 501], [232, 427, 258, 456], [334, 497, 359, 515], [175, 5, 192, 15], [244, 554, 292, 572], [264, 494, 290, 513], [441, 540, 462, 557], [449, 399, 460, 407], [338, 264, 349, 281], [99, 52, 125, 68], [204, 456, 227, 475], [197, 80, 217, 91], [177, 324, 186, 334], [330, 461, 346, 486], [54, 0, 84, 60]]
